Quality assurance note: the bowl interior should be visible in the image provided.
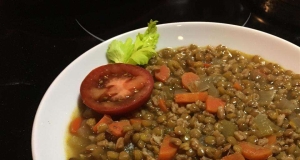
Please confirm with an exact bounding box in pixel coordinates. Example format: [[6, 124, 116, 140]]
[[31, 22, 299, 160]]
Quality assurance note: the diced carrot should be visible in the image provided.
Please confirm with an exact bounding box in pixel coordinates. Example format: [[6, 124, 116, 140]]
[[174, 92, 208, 103], [70, 117, 82, 134], [203, 63, 211, 68], [205, 95, 226, 113], [155, 65, 170, 82], [267, 135, 277, 145], [221, 152, 245, 160], [92, 114, 113, 132], [158, 99, 169, 112], [252, 69, 268, 80], [129, 118, 142, 125], [181, 72, 200, 89], [233, 82, 243, 91], [158, 135, 178, 160], [108, 120, 131, 137], [239, 141, 272, 160]]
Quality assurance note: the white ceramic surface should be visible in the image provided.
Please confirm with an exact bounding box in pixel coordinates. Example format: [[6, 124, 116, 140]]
[[31, 22, 300, 160]]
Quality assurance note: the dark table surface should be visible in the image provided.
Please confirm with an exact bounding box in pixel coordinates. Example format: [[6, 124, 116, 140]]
[[1, 0, 299, 159]]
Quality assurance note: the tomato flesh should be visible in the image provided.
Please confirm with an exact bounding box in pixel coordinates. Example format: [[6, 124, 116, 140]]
[[80, 63, 154, 115]]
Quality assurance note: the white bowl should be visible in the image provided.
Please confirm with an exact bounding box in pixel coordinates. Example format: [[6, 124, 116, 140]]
[[31, 22, 300, 160]]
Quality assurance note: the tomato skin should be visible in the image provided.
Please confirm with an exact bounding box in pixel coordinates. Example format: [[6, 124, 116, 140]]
[[80, 63, 154, 115]]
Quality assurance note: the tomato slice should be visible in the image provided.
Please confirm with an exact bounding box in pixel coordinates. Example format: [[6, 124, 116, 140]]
[[80, 63, 154, 115]]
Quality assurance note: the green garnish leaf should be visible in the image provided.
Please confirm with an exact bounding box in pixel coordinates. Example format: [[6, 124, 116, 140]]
[[106, 38, 134, 63], [106, 20, 159, 65]]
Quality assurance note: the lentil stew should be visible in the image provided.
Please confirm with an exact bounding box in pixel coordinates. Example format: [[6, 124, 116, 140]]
[[67, 44, 300, 160]]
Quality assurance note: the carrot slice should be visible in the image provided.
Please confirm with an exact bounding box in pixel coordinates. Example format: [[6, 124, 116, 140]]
[[205, 95, 226, 113], [158, 99, 169, 112], [239, 141, 272, 160], [155, 65, 170, 82], [221, 152, 245, 160], [174, 92, 208, 103], [70, 117, 82, 134], [267, 135, 277, 145], [92, 114, 113, 132], [108, 120, 131, 137], [233, 82, 243, 91], [158, 135, 178, 160], [129, 118, 142, 125], [181, 72, 200, 89], [203, 63, 211, 68]]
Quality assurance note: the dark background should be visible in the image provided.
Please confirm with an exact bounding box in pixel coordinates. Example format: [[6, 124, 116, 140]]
[[0, 0, 299, 159]]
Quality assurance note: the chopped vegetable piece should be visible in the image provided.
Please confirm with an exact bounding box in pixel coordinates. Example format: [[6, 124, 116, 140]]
[[158, 135, 178, 160], [221, 152, 245, 160], [267, 135, 277, 145], [208, 83, 220, 97], [277, 98, 298, 111], [203, 63, 211, 68], [239, 141, 272, 160], [219, 120, 238, 138], [233, 82, 243, 91], [70, 117, 82, 134], [129, 118, 142, 125], [195, 80, 210, 92], [258, 90, 276, 106], [106, 20, 159, 65], [205, 95, 226, 113], [288, 113, 300, 129], [174, 92, 208, 103], [181, 72, 200, 91], [155, 65, 171, 82], [92, 115, 113, 132], [108, 120, 131, 137], [250, 69, 267, 82], [253, 114, 280, 137], [158, 99, 169, 112]]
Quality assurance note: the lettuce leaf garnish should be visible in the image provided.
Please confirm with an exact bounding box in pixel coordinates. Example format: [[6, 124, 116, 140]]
[[106, 20, 159, 65]]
